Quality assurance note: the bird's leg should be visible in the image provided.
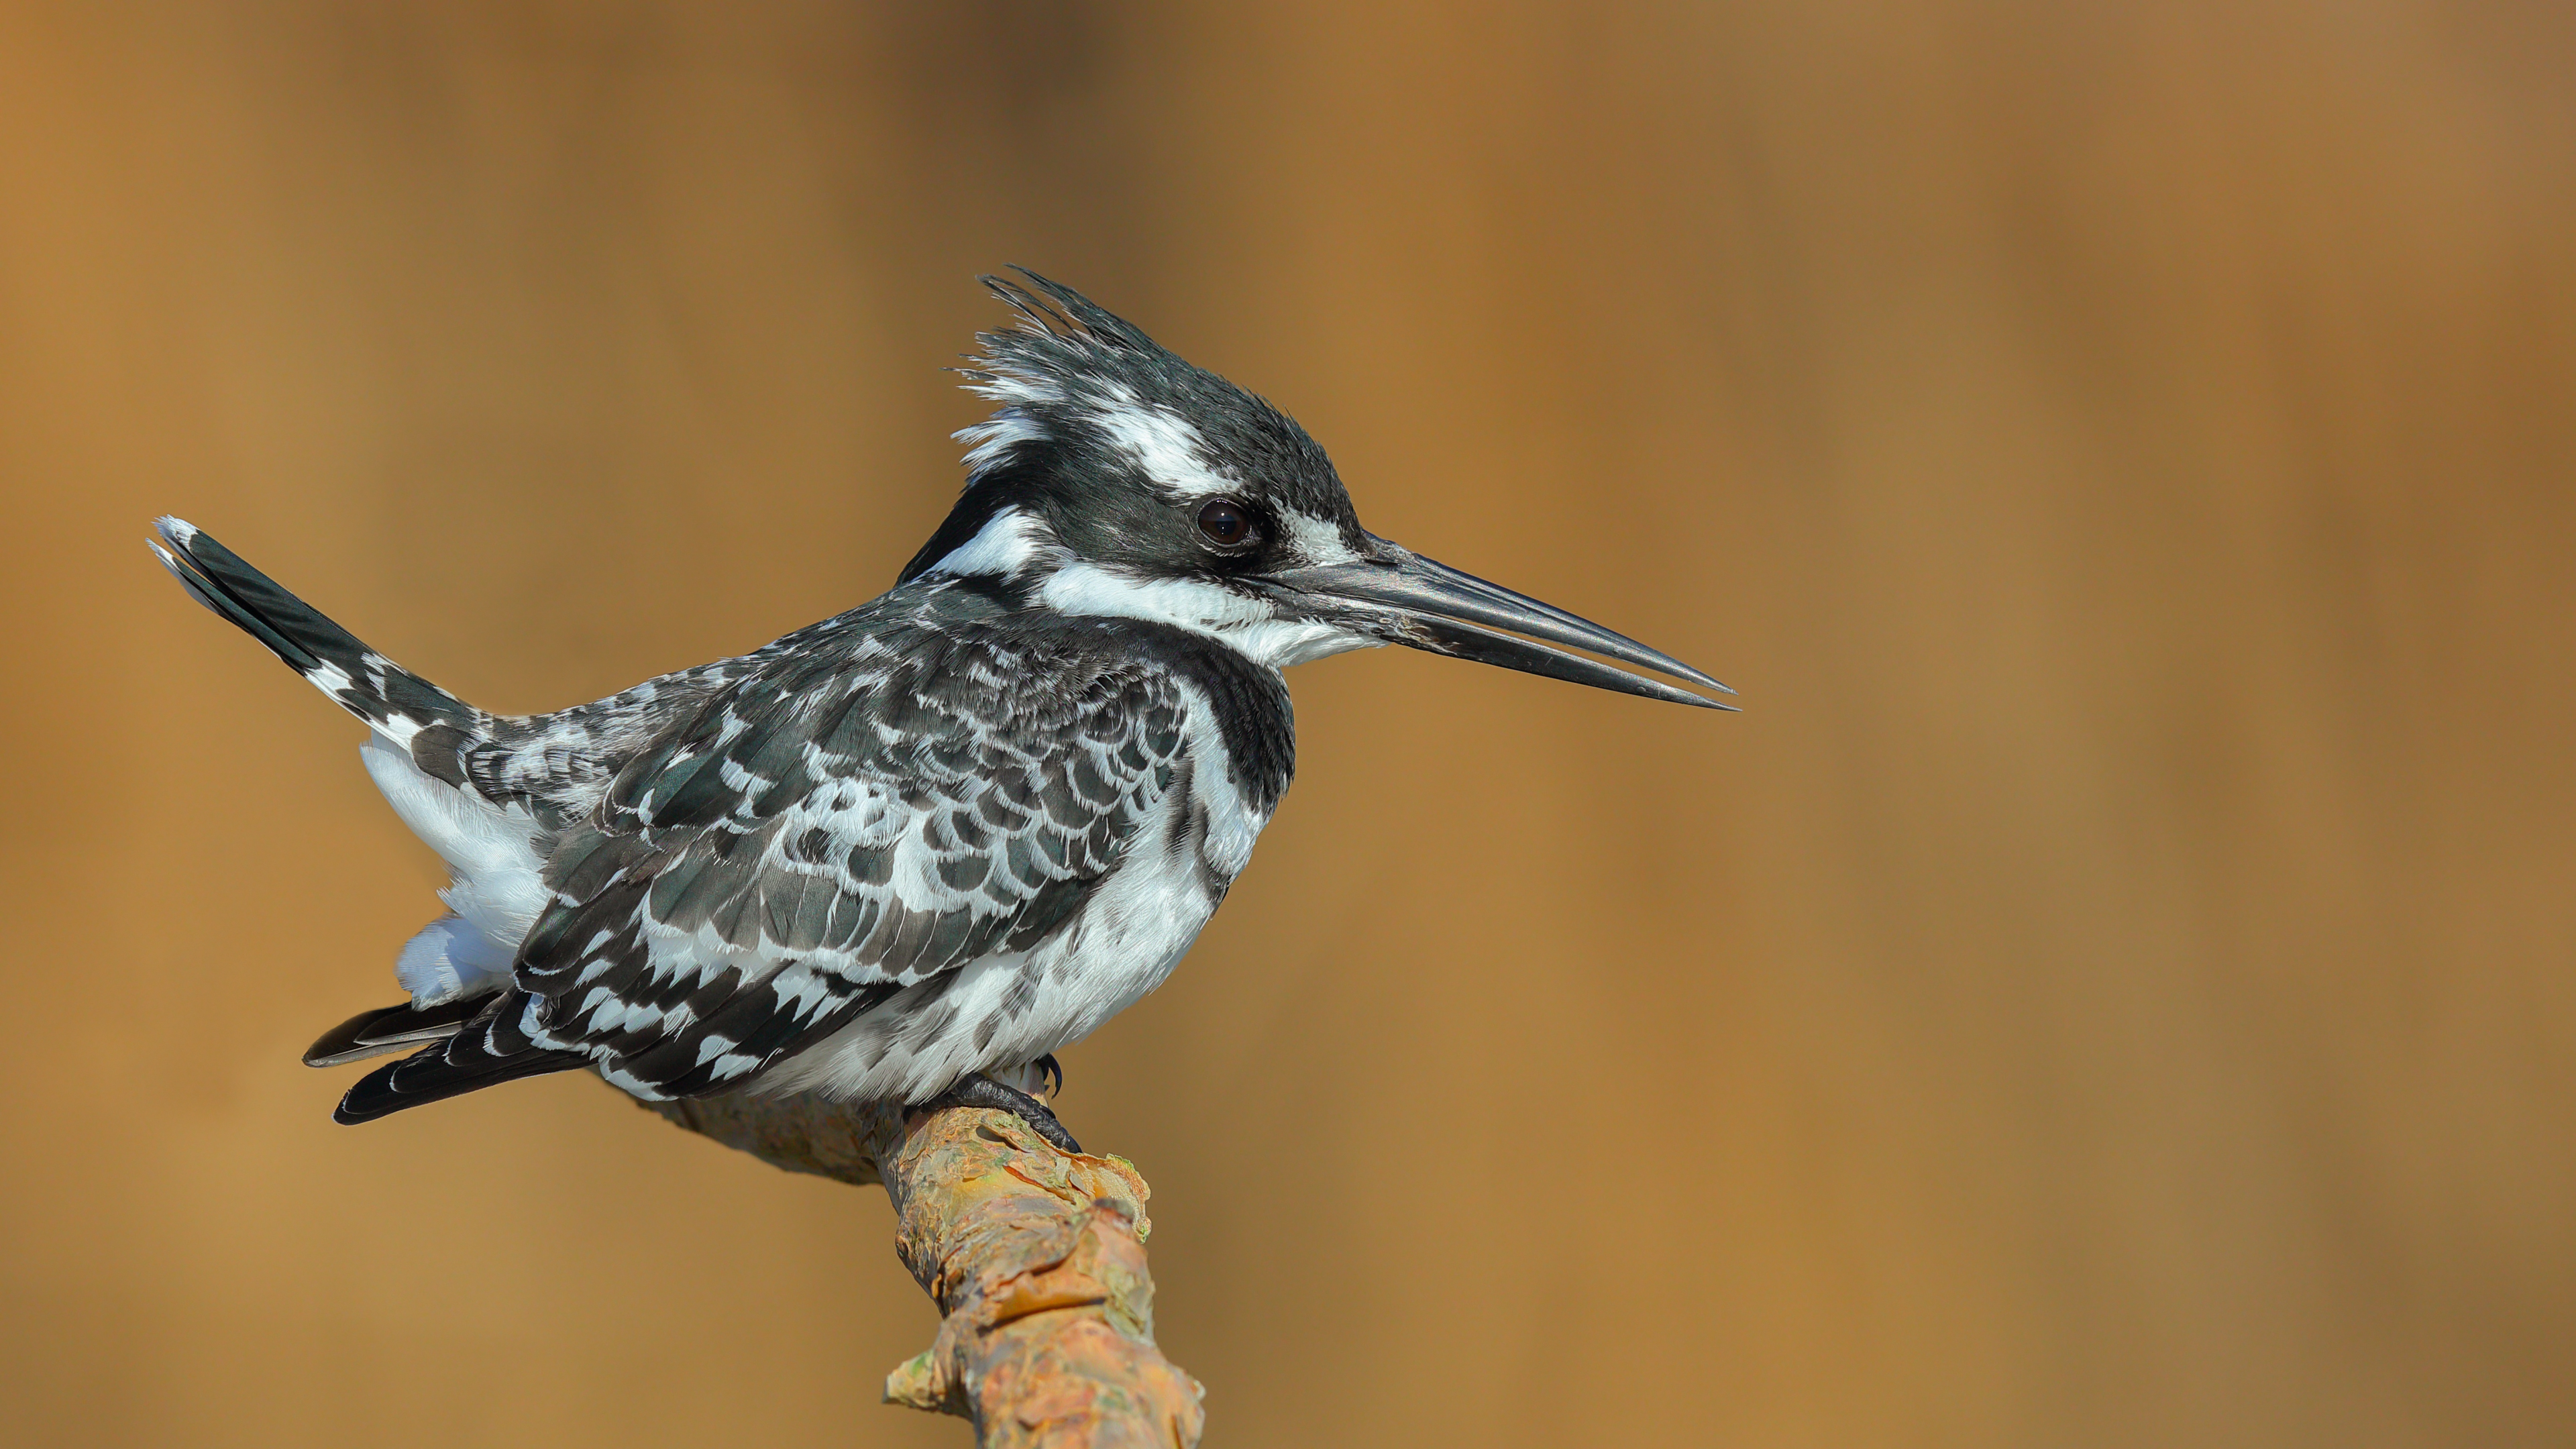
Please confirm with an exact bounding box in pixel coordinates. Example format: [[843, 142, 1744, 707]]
[[921, 1073, 1082, 1155]]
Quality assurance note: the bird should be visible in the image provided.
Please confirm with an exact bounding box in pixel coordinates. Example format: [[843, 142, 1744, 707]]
[[149, 270, 1731, 1152]]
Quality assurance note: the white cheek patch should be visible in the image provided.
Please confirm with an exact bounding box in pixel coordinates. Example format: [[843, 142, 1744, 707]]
[[1041, 564, 1267, 631], [1040, 563, 1378, 669]]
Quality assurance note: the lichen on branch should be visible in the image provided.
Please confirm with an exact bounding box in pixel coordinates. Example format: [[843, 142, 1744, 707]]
[[639, 1087, 1203, 1448]]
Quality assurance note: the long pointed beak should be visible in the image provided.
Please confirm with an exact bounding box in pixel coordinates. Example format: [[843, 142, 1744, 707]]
[[1258, 536, 1737, 710]]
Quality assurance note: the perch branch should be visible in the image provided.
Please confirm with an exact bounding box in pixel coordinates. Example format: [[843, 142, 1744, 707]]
[[636, 1085, 1204, 1448]]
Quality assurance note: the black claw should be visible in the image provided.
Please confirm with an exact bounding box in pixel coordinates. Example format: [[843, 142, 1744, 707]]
[[920, 1073, 1082, 1155], [1034, 1053, 1065, 1099]]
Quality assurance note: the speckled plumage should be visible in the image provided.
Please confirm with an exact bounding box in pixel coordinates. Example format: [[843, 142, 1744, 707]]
[[153, 270, 1728, 1128], [152, 511, 1295, 1122]]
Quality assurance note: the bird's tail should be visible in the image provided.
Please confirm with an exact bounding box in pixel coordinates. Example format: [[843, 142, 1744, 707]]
[[330, 991, 589, 1124], [148, 516, 484, 744], [303, 997, 488, 1068], [150, 518, 575, 1123]]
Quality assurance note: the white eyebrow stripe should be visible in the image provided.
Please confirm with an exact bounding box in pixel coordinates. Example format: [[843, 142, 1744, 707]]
[[1087, 382, 1236, 501]]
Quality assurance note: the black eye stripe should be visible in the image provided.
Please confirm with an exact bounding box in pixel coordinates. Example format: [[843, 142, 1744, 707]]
[[1196, 498, 1254, 549]]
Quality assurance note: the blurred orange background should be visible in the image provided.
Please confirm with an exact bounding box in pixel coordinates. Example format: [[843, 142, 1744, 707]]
[[3, 3, 2571, 1446]]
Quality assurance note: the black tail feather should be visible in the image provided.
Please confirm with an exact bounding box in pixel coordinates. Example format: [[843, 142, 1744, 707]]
[[148, 516, 478, 735], [335, 1040, 589, 1125], [333, 991, 589, 1124], [305, 997, 487, 1068]]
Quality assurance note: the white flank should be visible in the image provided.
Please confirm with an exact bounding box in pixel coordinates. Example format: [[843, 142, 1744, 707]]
[[391, 914, 517, 1004], [358, 737, 549, 1006]]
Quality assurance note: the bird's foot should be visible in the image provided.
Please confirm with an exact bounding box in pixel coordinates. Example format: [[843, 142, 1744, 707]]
[[1033, 1053, 1064, 1099], [921, 1073, 1082, 1155]]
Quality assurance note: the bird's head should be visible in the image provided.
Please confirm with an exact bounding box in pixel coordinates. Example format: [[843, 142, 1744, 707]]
[[903, 270, 1732, 709]]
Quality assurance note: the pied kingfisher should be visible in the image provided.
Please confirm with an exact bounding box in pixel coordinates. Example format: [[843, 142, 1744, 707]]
[[150, 270, 1731, 1151]]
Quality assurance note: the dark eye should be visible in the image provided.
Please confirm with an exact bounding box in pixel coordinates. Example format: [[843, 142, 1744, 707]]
[[1196, 497, 1255, 549]]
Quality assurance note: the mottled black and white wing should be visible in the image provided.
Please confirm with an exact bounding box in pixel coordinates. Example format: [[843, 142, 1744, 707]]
[[339, 624, 1191, 1118]]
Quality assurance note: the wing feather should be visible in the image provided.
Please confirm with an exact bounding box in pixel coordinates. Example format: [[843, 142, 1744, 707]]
[[508, 627, 1190, 1098]]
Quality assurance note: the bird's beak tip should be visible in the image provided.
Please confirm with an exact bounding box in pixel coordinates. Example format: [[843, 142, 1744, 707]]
[[1274, 548, 1734, 712]]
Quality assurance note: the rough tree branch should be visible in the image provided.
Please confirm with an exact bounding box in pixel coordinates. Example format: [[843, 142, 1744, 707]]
[[635, 1086, 1204, 1448]]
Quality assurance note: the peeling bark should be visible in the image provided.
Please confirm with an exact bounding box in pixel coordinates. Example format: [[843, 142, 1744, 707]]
[[639, 1089, 1204, 1448]]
